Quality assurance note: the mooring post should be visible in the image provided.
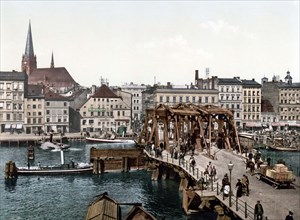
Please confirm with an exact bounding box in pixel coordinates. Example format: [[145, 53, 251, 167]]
[[245, 202, 248, 218], [236, 197, 238, 211]]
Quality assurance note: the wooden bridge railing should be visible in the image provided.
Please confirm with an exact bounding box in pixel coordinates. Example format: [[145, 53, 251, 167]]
[[144, 148, 256, 219]]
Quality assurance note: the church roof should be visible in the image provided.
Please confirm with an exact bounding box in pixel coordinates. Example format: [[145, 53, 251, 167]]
[[28, 67, 76, 88], [92, 84, 119, 98]]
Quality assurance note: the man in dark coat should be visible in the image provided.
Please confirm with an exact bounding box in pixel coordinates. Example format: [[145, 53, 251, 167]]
[[235, 179, 243, 198], [285, 211, 294, 220], [254, 200, 264, 220]]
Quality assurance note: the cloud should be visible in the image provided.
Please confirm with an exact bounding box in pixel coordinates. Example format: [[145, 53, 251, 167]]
[[137, 35, 214, 60], [200, 19, 258, 40], [200, 19, 239, 33]]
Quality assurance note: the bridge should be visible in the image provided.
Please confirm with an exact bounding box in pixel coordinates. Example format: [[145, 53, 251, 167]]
[[145, 148, 299, 220]]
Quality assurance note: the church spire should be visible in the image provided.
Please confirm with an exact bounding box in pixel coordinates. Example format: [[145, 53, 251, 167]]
[[25, 20, 34, 57], [22, 20, 37, 76], [50, 52, 55, 68]]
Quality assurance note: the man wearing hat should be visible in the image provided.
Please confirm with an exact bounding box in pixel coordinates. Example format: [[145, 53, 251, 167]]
[[254, 200, 264, 220], [285, 211, 294, 220]]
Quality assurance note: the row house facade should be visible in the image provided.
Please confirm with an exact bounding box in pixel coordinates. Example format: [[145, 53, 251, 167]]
[[0, 71, 27, 133], [44, 90, 70, 133], [241, 79, 262, 128], [24, 84, 45, 134], [195, 70, 263, 129], [261, 71, 300, 130], [217, 77, 243, 127], [79, 84, 132, 134], [120, 82, 146, 122], [141, 82, 219, 121]]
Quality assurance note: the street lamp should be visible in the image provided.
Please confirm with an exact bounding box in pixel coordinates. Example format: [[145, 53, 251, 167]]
[[228, 161, 234, 207]]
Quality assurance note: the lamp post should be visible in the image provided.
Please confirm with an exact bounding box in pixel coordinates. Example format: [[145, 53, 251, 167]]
[[228, 161, 234, 207]]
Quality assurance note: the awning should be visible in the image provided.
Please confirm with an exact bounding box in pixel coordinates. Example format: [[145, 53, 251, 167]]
[[11, 124, 16, 129], [5, 124, 11, 129], [16, 124, 23, 129], [246, 122, 261, 127]]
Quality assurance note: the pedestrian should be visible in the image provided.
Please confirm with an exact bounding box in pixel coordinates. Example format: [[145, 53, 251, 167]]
[[254, 200, 264, 220], [189, 156, 196, 172], [212, 166, 217, 181], [221, 173, 229, 192], [241, 174, 249, 196], [285, 211, 294, 220], [235, 179, 243, 198]]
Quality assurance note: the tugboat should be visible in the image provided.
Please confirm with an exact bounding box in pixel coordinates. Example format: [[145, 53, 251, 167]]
[[16, 148, 93, 175]]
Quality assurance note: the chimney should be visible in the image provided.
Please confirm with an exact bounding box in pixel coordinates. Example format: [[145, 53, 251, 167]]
[[195, 70, 198, 80]]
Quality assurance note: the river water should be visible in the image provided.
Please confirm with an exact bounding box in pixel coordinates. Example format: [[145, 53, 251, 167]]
[[0, 141, 217, 220]]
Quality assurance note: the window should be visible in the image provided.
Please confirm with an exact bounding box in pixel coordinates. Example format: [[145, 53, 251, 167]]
[[46, 102, 50, 106], [27, 118, 31, 124], [198, 97, 202, 103], [179, 96, 183, 102], [173, 96, 176, 103], [205, 97, 208, 103], [237, 104, 240, 109], [33, 105, 36, 109], [231, 104, 234, 109], [186, 96, 189, 102], [166, 96, 170, 103], [192, 96, 195, 103], [46, 110, 50, 115], [212, 97, 215, 103], [160, 96, 163, 102]]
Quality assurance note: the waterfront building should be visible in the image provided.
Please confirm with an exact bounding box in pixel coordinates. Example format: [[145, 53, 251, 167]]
[[44, 89, 70, 133], [79, 84, 132, 134], [24, 84, 45, 134], [261, 71, 300, 130], [194, 69, 243, 127], [0, 71, 27, 133], [241, 79, 262, 130], [120, 82, 146, 132], [217, 77, 243, 128], [261, 99, 278, 129]]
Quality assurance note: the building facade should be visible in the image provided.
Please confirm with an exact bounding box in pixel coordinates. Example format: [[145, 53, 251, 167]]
[[0, 71, 27, 133], [79, 84, 132, 134], [241, 79, 262, 129], [44, 90, 70, 133], [24, 84, 45, 134]]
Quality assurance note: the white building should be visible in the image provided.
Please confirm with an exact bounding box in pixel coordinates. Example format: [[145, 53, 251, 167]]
[[79, 84, 132, 134], [0, 71, 27, 133]]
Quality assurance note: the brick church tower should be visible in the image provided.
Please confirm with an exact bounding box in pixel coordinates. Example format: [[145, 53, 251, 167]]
[[21, 21, 37, 76]]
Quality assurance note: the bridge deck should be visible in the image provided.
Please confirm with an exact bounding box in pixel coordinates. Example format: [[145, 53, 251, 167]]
[[145, 147, 300, 220]]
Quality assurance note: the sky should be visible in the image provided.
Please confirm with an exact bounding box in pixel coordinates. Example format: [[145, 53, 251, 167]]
[[0, 1, 299, 87]]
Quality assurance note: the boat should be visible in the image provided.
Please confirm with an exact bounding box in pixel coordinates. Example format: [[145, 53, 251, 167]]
[[16, 162, 93, 175], [85, 137, 136, 144], [40, 141, 70, 150], [266, 144, 299, 152], [16, 148, 93, 175]]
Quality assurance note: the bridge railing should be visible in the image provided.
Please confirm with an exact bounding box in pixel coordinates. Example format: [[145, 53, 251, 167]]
[[145, 147, 256, 219]]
